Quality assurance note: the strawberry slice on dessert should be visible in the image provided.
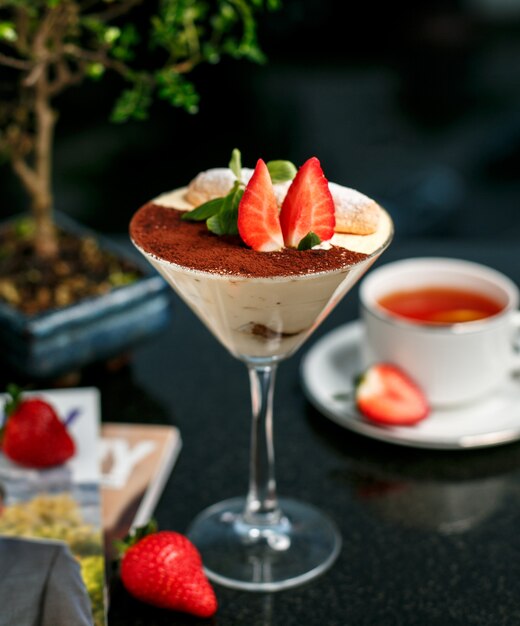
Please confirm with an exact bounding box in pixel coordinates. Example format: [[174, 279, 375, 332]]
[[238, 159, 284, 252], [355, 363, 429, 426], [279, 157, 335, 248]]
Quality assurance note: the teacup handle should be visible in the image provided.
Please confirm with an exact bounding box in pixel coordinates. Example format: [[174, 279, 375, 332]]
[[512, 311, 520, 372]]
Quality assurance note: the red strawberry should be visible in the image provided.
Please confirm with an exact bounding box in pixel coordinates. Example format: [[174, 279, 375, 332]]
[[1, 387, 75, 468], [238, 158, 284, 252], [279, 157, 335, 248], [120, 529, 217, 618], [355, 363, 429, 426]]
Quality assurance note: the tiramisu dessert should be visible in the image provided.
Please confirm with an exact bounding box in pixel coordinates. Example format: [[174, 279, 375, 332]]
[[130, 151, 393, 361], [130, 150, 393, 592]]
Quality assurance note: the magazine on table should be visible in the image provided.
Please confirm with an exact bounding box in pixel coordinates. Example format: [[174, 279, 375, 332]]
[[0, 387, 182, 625], [100, 422, 182, 559], [0, 387, 106, 626]]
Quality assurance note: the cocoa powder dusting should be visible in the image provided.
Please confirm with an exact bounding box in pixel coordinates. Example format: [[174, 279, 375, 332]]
[[130, 203, 369, 278]]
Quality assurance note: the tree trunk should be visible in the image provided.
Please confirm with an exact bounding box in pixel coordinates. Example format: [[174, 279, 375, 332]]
[[32, 193, 57, 258], [32, 65, 58, 259]]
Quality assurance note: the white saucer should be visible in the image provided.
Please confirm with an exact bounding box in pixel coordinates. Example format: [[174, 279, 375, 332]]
[[301, 321, 520, 450]]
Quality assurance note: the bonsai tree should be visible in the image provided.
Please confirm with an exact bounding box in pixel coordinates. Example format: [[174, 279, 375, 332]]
[[0, 0, 279, 258]]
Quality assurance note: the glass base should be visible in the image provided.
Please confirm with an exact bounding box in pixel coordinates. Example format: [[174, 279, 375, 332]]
[[186, 496, 341, 592]]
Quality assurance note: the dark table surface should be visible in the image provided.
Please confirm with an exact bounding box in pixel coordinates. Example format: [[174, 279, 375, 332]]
[[95, 237, 520, 626]]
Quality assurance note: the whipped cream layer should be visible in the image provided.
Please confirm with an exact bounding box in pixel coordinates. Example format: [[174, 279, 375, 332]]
[[130, 187, 393, 361]]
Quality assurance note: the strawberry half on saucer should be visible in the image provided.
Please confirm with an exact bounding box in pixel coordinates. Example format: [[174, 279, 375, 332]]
[[355, 363, 430, 426]]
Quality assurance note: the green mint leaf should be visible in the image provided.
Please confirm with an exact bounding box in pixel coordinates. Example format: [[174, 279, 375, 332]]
[[298, 232, 321, 250], [207, 182, 243, 235], [206, 213, 225, 235], [266, 160, 297, 184], [181, 197, 224, 221], [221, 183, 244, 234], [229, 148, 242, 181]]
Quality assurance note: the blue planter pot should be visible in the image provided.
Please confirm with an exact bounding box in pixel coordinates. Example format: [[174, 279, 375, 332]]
[[0, 214, 172, 379]]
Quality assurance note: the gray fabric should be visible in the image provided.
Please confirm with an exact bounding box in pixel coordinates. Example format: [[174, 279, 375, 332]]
[[0, 536, 94, 626]]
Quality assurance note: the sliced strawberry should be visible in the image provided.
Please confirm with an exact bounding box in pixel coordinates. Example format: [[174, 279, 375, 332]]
[[355, 363, 429, 426], [238, 159, 284, 252], [279, 157, 335, 248]]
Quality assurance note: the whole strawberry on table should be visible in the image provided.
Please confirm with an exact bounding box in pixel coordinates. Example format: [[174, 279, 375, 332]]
[[118, 521, 218, 618], [0, 384, 76, 468]]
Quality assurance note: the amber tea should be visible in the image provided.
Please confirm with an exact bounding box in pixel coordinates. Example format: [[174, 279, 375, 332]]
[[378, 286, 503, 324]]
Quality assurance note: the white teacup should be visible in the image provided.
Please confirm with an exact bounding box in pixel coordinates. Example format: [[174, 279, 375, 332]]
[[359, 258, 520, 407]]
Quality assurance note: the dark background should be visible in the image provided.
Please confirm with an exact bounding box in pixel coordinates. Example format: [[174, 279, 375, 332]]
[[1, 0, 519, 243]]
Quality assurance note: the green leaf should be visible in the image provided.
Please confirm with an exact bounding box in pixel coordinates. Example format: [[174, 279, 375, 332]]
[[155, 69, 199, 114], [207, 182, 243, 236], [181, 197, 224, 221], [4, 383, 22, 416], [110, 77, 153, 123], [104, 27, 121, 45], [267, 160, 297, 184], [108, 24, 139, 62], [115, 519, 159, 558], [206, 213, 224, 236], [220, 183, 244, 235], [135, 519, 158, 538], [86, 63, 105, 80], [0, 22, 17, 43], [229, 148, 242, 181], [298, 232, 321, 250]]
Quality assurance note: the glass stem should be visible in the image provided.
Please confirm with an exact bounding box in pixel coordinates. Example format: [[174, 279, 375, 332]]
[[244, 363, 282, 525]]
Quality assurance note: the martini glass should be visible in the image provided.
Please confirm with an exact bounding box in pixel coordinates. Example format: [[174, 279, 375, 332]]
[[131, 208, 392, 591]]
